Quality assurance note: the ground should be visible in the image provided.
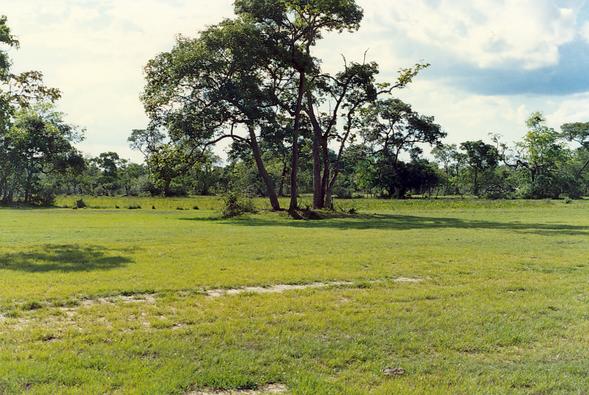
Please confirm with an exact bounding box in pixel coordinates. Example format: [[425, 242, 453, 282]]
[[0, 197, 588, 394]]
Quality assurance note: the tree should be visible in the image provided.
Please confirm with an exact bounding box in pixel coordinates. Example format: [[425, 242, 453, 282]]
[[432, 143, 461, 195], [305, 59, 429, 209], [459, 140, 499, 196], [561, 122, 589, 177], [511, 113, 572, 198], [358, 98, 444, 199], [142, 19, 284, 209], [93, 152, 125, 195], [1, 103, 84, 204], [234, 0, 364, 212], [140, 1, 433, 214]]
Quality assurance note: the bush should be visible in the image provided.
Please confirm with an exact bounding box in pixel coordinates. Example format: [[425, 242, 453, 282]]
[[333, 185, 353, 199], [222, 192, 257, 218], [30, 188, 56, 207]]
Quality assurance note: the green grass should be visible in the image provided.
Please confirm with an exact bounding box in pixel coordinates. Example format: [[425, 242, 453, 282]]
[[1, 198, 588, 394]]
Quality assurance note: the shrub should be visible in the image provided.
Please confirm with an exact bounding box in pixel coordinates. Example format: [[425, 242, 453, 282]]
[[222, 192, 257, 218], [31, 189, 56, 207], [333, 185, 353, 199]]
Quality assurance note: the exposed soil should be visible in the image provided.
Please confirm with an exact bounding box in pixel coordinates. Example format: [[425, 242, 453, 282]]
[[187, 384, 288, 395]]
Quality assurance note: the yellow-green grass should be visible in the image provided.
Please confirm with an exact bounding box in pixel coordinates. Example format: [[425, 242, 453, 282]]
[[1, 199, 588, 394]]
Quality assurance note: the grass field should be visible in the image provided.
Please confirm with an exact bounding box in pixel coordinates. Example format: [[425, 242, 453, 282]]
[[1, 197, 588, 394]]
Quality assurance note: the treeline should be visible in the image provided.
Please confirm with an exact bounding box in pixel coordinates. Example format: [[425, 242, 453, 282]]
[[5, 111, 588, 204], [25, 110, 589, 202], [1, 3, 588, 208]]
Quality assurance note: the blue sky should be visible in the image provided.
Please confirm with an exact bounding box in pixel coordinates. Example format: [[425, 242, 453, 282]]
[[4, 0, 589, 161]]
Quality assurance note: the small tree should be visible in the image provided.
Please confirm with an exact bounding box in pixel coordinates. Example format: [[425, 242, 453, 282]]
[[561, 122, 589, 178], [459, 140, 499, 197], [513, 113, 571, 198]]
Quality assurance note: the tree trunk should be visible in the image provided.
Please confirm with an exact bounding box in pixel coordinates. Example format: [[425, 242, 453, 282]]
[[289, 71, 306, 214], [311, 128, 323, 209], [24, 169, 33, 204], [325, 168, 340, 210], [576, 157, 589, 178], [306, 95, 325, 210], [320, 136, 330, 207], [248, 125, 281, 211], [278, 157, 288, 197]]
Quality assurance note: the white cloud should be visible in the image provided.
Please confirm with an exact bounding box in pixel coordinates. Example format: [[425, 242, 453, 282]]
[[394, 79, 531, 145], [545, 93, 589, 127], [371, 0, 581, 70], [580, 20, 589, 42]]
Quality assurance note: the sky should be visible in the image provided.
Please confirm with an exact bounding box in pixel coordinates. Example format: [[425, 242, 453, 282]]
[[3, 0, 589, 162]]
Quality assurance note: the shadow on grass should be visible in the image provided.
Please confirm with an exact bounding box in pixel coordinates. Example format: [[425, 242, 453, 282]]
[[181, 214, 589, 236], [0, 244, 134, 273]]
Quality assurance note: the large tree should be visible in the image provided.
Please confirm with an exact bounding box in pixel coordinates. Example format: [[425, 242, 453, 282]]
[[306, 62, 428, 208], [140, 2, 429, 213], [142, 19, 287, 209], [234, 0, 364, 212]]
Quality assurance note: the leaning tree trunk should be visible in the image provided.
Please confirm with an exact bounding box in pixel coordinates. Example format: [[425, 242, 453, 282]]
[[320, 137, 330, 208], [289, 71, 306, 214], [248, 125, 281, 211], [311, 130, 323, 209], [278, 158, 289, 197], [307, 96, 325, 210]]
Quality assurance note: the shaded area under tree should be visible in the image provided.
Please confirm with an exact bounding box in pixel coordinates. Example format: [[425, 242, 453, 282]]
[[0, 244, 134, 273]]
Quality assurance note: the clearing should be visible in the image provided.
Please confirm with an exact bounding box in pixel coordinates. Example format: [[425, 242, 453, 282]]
[[0, 197, 588, 394]]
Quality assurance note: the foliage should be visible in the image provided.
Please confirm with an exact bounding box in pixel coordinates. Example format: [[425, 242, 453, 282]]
[[0, 103, 84, 204], [459, 140, 499, 197], [221, 191, 257, 218]]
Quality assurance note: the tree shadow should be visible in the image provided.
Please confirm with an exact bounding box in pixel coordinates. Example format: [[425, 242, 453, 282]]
[[181, 214, 589, 237], [0, 244, 135, 273]]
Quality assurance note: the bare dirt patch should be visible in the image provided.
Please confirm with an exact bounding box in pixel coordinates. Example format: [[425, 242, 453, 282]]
[[188, 384, 287, 395], [0, 277, 424, 327], [205, 281, 352, 298], [205, 277, 422, 298], [80, 293, 157, 307], [393, 277, 423, 283]]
